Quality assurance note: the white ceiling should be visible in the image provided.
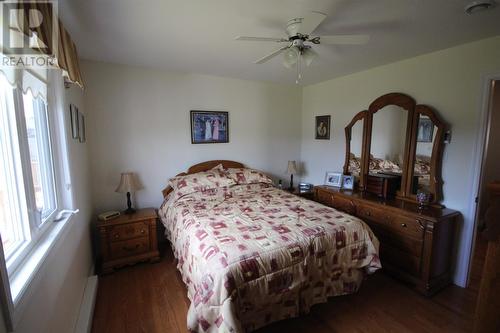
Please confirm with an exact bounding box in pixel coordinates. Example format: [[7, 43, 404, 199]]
[[59, 0, 500, 85]]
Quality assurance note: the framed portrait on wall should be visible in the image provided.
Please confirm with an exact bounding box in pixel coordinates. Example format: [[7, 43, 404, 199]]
[[315, 115, 331, 140], [190, 111, 229, 144], [70, 104, 79, 140]]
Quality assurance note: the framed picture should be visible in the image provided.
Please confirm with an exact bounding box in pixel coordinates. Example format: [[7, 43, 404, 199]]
[[342, 175, 355, 190], [70, 104, 79, 140], [78, 111, 86, 143], [417, 117, 434, 142], [315, 115, 330, 140], [190, 111, 229, 144], [325, 171, 342, 187]]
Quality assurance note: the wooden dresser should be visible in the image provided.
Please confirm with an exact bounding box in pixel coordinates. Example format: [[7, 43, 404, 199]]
[[98, 208, 160, 274], [315, 186, 459, 295]]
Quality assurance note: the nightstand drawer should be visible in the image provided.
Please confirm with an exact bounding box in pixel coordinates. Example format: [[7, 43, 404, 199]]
[[110, 237, 150, 259], [109, 221, 149, 242]]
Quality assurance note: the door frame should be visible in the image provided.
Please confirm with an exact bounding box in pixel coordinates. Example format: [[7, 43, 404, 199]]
[[463, 73, 500, 286]]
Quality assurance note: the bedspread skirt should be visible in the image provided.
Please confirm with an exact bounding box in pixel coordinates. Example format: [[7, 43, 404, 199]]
[[182, 252, 366, 333]]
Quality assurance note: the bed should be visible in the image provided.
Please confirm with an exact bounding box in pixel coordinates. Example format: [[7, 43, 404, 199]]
[[159, 160, 381, 332]]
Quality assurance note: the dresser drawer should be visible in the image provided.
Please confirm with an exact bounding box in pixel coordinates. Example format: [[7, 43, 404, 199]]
[[369, 224, 423, 257], [110, 237, 150, 259], [380, 243, 422, 276], [331, 195, 356, 215], [109, 221, 149, 242], [357, 204, 424, 240], [386, 214, 424, 240], [316, 188, 334, 206]]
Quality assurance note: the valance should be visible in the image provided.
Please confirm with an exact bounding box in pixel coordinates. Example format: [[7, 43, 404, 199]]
[[0, 2, 84, 88]]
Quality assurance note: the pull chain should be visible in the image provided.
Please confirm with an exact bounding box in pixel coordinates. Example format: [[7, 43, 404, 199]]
[[296, 51, 302, 84]]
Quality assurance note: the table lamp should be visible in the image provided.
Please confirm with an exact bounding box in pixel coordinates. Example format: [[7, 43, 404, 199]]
[[286, 161, 297, 191], [115, 172, 143, 214]]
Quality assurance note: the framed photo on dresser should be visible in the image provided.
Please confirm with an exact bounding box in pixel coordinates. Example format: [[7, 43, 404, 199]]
[[325, 171, 342, 187], [190, 111, 229, 144]]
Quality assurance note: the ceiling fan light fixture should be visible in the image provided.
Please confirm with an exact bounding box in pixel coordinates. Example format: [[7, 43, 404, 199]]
[[465, 0, 496, 14], [302, 48, 318, 66], [283, 47, 299, 69]]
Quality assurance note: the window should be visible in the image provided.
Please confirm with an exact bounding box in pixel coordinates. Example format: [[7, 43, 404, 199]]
[[0, 70, 60, 277]]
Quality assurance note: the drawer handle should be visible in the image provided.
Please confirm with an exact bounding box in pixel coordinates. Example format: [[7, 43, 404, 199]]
[[123, 244, 141, 252], [114, 234, 120, 239], [401, 223, 407, 228], [141, 229, 146, 234]]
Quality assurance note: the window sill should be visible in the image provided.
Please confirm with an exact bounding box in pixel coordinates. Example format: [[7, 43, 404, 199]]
[[9, 210, 78, 320]]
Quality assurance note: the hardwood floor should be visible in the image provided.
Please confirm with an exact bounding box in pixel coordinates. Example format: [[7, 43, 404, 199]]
[[92, 244, 480, 333]]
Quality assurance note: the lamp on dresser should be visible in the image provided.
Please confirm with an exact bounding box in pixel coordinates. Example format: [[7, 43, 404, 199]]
[[286, 161, 297, 191], [115, 172, 143, 214]]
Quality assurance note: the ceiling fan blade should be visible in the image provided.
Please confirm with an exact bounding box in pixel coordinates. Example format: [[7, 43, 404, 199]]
[[254, 46, 290, 64], [235, 36, 288, 42], [318, 35, 370, 45], [299, 11, 327, 35]]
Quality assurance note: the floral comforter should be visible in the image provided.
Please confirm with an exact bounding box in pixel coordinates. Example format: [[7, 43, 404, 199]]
[[158, 183, 381, 332]]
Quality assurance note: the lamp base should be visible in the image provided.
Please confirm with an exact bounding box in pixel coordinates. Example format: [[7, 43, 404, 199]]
[[124, 207, 136, 215], [124, 191, 135, 214]]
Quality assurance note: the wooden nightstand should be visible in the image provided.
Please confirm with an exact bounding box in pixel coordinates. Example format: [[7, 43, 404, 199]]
[[98, 208, 160, 274]]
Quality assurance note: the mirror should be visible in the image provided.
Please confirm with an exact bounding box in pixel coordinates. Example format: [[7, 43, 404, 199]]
[[368, 105, 409, 193], [343, 111, 367, 188], [349, 121, 364, 175], [343, 111, 366, 183], [410, 114, 437, 194], [342, 93, 446, 205]]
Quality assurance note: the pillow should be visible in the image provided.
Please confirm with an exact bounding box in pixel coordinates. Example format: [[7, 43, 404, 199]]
[[226, 168, 273, 185], [168, 170, 236, 197]]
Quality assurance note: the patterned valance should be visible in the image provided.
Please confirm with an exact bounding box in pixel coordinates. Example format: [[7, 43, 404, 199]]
[[0, 2, 84, 88]]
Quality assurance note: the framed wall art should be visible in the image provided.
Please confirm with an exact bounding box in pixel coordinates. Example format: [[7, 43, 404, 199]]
[[190, 111, 229, 144], [315, 115, 330, 140]]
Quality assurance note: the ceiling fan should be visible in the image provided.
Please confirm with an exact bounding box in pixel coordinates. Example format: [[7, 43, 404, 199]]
[[235, 11, 370, 83]]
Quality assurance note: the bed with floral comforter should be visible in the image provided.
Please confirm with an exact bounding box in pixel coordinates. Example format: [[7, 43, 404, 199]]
[[158, 168, 381, 333]]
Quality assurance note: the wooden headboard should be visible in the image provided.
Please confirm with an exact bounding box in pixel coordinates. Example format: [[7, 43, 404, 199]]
[[161, 160, 245, 199]]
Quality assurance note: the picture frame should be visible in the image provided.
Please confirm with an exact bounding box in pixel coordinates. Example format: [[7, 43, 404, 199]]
[[325, 171, 342, 187], [70, 104, 79, 140], [315, 115, 331, 140], [342, 175, 355, 190], [78, 111, 86, 143], [417, 117, 434, 142], [190, 110, 229, 144]]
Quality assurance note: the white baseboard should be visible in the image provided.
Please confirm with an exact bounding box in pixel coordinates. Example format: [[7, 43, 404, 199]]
[[74, 275, 98, 333]]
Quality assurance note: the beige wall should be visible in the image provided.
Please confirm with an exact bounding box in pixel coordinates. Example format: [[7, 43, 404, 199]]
[[82, 61, 302, 213], [300, 36, 500, 285]]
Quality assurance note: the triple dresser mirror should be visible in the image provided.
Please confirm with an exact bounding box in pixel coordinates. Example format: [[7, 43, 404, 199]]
[[343, 92, 447, 206]]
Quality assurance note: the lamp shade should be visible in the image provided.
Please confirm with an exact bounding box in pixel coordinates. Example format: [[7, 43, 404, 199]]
[[286, 161, 297, 175], [115, 172, 143, 193]]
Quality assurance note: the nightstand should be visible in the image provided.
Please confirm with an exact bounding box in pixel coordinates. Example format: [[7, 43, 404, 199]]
[[97, 207, 160, 274]]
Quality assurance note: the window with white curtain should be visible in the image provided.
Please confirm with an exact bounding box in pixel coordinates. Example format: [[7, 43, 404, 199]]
[[0, 69, 61, 277]]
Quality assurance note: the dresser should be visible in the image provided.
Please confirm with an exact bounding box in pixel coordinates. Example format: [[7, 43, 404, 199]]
[[98, 208, 160, 274], [315, 186, 459, 295]]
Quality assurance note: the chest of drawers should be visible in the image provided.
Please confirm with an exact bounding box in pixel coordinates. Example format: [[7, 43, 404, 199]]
[[98, 208, 160, 274], [315, 186, 459, 295]]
